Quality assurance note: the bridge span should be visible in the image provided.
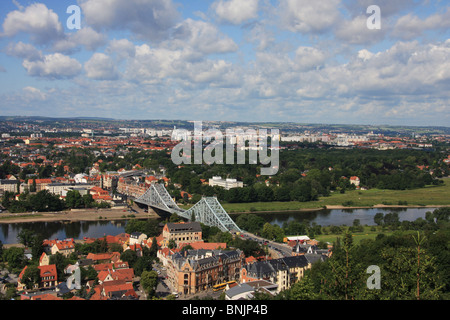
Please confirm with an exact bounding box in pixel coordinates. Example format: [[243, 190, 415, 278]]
[[134, 183, 241, 234]]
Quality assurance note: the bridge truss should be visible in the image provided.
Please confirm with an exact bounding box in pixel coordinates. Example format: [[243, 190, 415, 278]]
[[134, 184, 241, 233]]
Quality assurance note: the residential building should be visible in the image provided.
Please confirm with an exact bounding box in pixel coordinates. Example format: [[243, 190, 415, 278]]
[[18, 264, 58, 291], [162, 222, 202, 247], [0, 179, 18, 193], [350, 176, 360, 186], [39, 252, 50, 266], [86, 252, 121, 264], [129, 232, 148, 246], [167, 249, 244, 296], [240, 255, 311, 293], [51, 239, 75, 257]]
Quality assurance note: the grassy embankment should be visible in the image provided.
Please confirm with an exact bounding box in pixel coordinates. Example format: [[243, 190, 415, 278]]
[[219, 177, 450, 214]]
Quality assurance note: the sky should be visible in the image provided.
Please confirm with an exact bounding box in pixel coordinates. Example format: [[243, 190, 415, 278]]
[[0, 0, 449, 126]]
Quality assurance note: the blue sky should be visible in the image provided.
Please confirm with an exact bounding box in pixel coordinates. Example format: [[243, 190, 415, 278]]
[[0, 0, 449, 126]]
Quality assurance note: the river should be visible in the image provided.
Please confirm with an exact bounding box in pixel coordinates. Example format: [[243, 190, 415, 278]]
[[0, 207, 437, 244]]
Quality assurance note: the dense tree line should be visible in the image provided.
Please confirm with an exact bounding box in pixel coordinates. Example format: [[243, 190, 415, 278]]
[[1, 190, 110, 213], [162, 147, 448, 204]]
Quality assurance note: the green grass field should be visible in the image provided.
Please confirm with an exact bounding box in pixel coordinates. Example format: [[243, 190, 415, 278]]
[[217, 177, 450, 213], [314, 227, 387, 245], [314, 227, 420, 245]]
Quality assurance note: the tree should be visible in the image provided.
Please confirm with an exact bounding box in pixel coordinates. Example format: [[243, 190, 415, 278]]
[[17, 229, 36, 247], [30, 234, 45, 263], [168, 239, 177, 249], [288, 275, 320, 300], [380, 245, 442, 299], [374, 212, 384, 226], [49, 252, 69, 282], [149, 237, 158, 257], [82, 193, 95, 208], [261, 223, 284, 242], [120, 249, 138, 268], [141, 270, 158, 297], [21, 265, 41, 290], [65, 190, 84, 209], [3, 247, 25, 270], [236, 213, 265, 234], [320, 230, 365, 300]]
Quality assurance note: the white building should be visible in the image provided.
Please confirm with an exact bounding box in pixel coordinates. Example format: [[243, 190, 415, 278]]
[[208, 176, 243, 190]]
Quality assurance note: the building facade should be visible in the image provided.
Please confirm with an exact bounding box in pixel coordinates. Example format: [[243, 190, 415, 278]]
[[167, 249, 244, 296], [162, 222, 203, 247]]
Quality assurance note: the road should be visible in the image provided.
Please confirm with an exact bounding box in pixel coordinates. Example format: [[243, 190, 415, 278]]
[[240, 231, 293, 258]]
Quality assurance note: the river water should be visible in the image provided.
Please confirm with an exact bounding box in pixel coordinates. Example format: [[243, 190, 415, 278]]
[[0, 207, 436, 244]]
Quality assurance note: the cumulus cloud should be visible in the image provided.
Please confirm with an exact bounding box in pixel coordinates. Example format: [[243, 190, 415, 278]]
[[52, 27, 108, 53], [212, 0, 259, 25], [168, 18, 238, 55], [79, 0, 181, 41], [321, 40, 450, 98], [22, 86, 48, 101], [1, 3, 64, 45], [5, 41, 42, 61], [124, 43, 240, 88], [107, 39, 136, 60], [392, 9, 450, 40], [335, 15, 387, 45], [278, 0, 341, 34], [22, 53, 82, 79], [295, 47, 327, 71], [84, 53, 120, 81]]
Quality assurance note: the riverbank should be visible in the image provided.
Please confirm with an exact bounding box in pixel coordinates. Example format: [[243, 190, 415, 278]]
[[222, 179, 450, 214], [227, 204, 450, 215], [0, 207, 160, 224], [1, 203, 447, 225]]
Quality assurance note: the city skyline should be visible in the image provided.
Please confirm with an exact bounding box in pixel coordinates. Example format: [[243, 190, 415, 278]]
[[0, 0, 449, 126]]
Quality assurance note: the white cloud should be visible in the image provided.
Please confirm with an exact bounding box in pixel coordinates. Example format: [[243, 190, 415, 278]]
[[53, 27, 108, 53], [212, 0, 259, 25], [6, 41, 42, 61], [278, 0, 341, 34], [84, 53, 120, 81], [22, 53, 82, 79], [168, 19, 238, 55], [79, 0, 180, 41], [335, 15, 387, 45], [107, 39, 136, 60], [22, 86, 47, 101], [1, 3, 64, 45], [392, 9, 450, 40], [124, 43, 241, 89], [295, 47, 327, 71]]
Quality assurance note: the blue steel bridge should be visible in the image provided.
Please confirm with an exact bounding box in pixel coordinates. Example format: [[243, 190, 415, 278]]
[[134, 183, 241, 233]]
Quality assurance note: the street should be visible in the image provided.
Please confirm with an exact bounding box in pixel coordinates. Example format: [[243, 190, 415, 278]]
[[240, 231, 292, 258]]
